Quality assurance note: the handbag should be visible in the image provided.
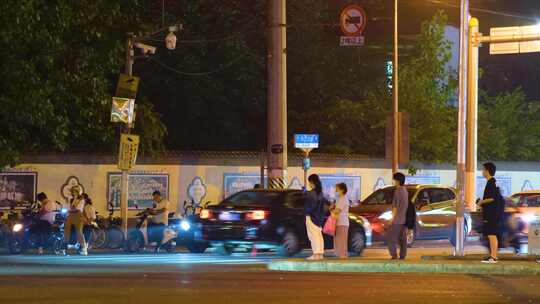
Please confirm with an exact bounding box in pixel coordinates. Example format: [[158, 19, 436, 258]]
[[322, 215, 337, 236]]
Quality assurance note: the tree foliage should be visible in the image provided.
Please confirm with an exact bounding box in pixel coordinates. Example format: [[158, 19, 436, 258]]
[[0, 0, 165, 167]]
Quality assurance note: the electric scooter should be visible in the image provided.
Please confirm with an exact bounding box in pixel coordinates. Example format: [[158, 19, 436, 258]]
[[125, 208, 177, 253]]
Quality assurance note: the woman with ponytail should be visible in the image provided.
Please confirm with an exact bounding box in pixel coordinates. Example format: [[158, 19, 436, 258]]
[[304, 174, 328, 260]]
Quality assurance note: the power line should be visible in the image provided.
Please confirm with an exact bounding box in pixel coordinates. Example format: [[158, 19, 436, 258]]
[[149, 53, 250, 76]]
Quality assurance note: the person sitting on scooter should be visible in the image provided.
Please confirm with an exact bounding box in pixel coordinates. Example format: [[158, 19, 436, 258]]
[[35, 192, 56, 255], [82, 193, 96, 250], [149, 190, 169, 249], [64, 185, 88, 255]]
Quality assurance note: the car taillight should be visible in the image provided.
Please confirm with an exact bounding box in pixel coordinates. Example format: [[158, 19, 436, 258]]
[[200, 209, 212, 219], [246, 210, 267, 221]]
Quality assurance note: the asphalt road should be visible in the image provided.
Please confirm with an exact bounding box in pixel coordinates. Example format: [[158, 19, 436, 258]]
[[0, 242, 538, 304]]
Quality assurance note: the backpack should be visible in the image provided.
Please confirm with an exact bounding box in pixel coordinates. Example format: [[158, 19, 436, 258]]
[[405, 201, 416, 230]]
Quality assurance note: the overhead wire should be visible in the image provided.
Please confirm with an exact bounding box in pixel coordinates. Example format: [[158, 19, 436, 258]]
[[149, 53, 251, 76]]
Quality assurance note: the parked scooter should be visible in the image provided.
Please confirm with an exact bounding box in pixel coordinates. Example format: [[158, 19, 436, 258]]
[[125, 208, 177, 253]]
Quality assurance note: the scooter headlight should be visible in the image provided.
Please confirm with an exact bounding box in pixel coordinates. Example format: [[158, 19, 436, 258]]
[[12, 223, 23, 232], [180, 220, 191, 231], [61, 208, 68, 214]]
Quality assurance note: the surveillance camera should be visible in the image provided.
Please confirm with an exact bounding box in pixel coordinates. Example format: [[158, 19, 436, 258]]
[[134, 42, 156, 55]]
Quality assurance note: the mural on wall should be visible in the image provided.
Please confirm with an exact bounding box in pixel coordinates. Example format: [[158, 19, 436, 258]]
[[187, 177, 207, 206], [373, 177, 386, 191], [288, 177, 303, 190], [319, 175, 361, 203], [405, 175, 441, 185], [223, 173, 264, 198], [60, 176, 85, 204], [0, 172, 37, 209], [476, 175, 512, 198], [108, 173, 169, 209], [521, 180, 534, 192]]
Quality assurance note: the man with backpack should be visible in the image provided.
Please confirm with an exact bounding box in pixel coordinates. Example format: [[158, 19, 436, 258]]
[[477, 162, 505, 264]]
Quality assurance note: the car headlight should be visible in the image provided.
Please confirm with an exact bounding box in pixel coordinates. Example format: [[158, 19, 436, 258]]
[[12, 223, 23, 232], [378, 211, 393, 221], [180, 220, 191, 231]]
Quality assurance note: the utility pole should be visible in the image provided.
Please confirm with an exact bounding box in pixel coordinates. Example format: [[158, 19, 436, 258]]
[[454, 0, 469, 257], [119, 33, 135, 237], [392, 0, 399, 174], [465, 18, 479, 211], [267, 0, 288, 189]]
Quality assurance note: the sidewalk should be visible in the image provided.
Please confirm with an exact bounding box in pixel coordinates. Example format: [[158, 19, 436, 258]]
[[268, 246, 540, 275]]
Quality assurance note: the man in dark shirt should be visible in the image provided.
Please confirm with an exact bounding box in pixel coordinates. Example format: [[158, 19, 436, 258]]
[[477, 162, 503, 264], [387, 172, 409, 260]]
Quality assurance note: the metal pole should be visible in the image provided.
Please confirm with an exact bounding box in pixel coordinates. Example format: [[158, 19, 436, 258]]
[[454, 0, 469, 257], [465, 18, 479, 211], [267, 0, 288, 189], [392, 0, 399, 174], [260, 150, 266, 188], [120, 33, 134, 237]]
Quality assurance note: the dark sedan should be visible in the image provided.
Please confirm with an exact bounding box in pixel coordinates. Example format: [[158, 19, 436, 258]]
[[186, 189, 370, 256]]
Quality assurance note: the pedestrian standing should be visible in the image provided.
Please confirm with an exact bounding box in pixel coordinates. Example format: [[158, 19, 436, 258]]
[[64, 185, 88, 255], [82, 193, 96, 250], [35, 192, 56, 255], [304, 174, 328, 260], [333, 183, 349, 259], [387, 172, 409, 260], [477, 162, 504, 264]]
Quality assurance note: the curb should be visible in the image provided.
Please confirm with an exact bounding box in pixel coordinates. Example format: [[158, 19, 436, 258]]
[[267, 259, 540, 275]]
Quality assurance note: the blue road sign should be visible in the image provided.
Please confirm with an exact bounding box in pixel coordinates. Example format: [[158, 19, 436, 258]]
[[294, 134, 319, 149]]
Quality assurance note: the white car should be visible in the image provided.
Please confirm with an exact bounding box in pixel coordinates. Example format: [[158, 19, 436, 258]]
[[507, 190, 540, 233]]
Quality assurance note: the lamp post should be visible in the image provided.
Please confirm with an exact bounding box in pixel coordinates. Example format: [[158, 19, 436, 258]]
[[392, 0, 399, 174], [454, 0, 469, 257]]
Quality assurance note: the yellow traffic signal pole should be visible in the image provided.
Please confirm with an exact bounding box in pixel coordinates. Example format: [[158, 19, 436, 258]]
[[465, 17, 540, 221]]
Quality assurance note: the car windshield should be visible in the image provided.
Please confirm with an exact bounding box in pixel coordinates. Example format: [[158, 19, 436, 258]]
[[510, 194, 540, 207], [362, 187, 415, 205], [221, 191, 282, 207]]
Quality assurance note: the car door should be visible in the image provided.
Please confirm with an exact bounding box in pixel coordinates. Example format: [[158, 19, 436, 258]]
[[283, 192, 309, 246], [417, 188, 455, 238]]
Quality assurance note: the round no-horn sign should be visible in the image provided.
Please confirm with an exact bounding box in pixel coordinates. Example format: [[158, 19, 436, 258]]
[[340, 4, 367, 36]]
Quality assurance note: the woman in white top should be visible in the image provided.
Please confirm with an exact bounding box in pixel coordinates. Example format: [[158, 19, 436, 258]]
[[82, 193, 97, 249], [36, 192, 56, 254], [332, 183, 350, 258]]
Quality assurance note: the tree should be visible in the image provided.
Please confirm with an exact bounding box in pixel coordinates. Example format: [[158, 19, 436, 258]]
[[0, 0, 165, 168], [478, 88, 540, 161]]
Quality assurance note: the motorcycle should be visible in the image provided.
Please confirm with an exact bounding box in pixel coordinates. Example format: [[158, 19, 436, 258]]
[[125, 208, 177, 253], [8, 202, 65, 254]]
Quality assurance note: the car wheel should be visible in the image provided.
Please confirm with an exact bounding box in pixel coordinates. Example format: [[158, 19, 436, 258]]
[[186, 242, 208, 254], [406, 229, 416, 248], [8, 236, 22, 255], [126, 232, 143, 253], [107, 226, 125, 249], [348, 229, 366, 257], [278, 230, 300, 257]]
